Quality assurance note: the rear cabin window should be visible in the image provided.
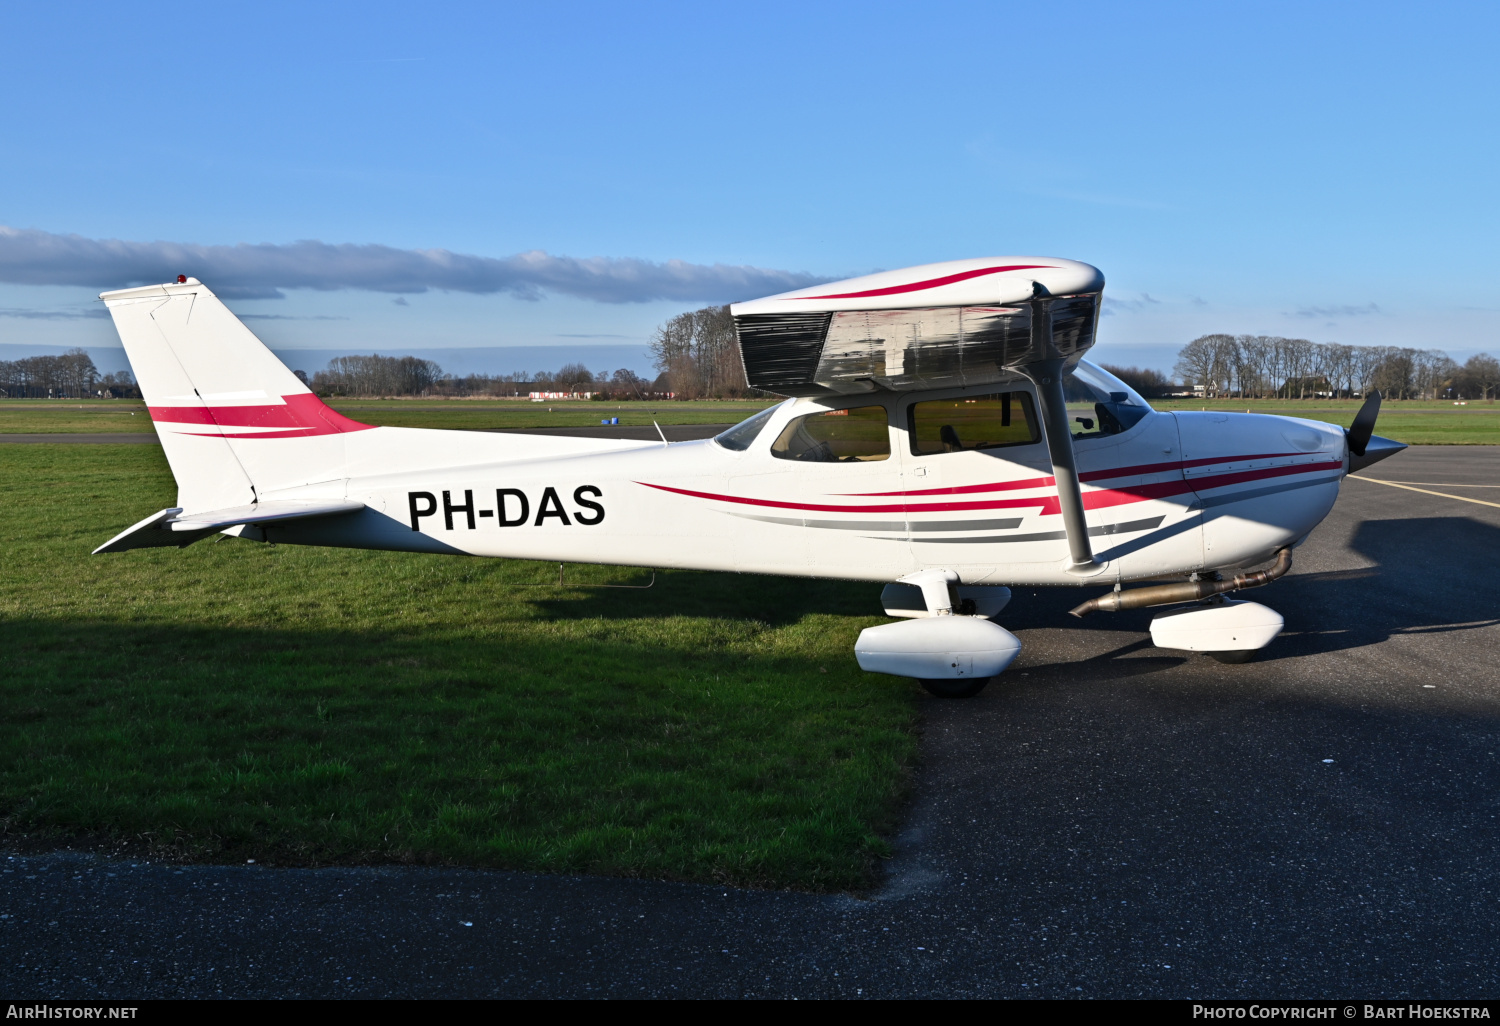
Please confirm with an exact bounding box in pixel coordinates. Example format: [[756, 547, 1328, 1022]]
[[909, 391, 1040, 455], [770, 405, 890, 462]]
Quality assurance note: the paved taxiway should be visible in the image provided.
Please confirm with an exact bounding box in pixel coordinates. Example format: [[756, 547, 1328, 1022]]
[[3, 446, 1498, 998]]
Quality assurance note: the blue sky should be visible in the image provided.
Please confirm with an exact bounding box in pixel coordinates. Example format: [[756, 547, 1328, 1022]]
[[2, 1, 1496, 374]]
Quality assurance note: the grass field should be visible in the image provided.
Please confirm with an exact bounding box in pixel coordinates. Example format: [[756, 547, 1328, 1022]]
[[2, 396, 1498, 443], [0, 444, 916, 889], [1150, 398, 1500, 445], [0, 399, 776, 434]]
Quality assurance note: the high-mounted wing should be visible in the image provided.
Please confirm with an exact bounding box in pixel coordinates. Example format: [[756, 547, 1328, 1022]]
[[729, 257, 1104, 398]]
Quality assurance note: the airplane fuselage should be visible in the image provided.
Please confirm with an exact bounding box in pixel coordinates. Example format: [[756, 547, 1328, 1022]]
[[241, 385, 1348, 588]]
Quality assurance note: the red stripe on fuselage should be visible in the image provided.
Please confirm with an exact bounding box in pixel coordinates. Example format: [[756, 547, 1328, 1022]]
[[147, 393, 374, 437], [789, 265, 1056, 301], [636, 482, 1050, 515], [839, 452, 1307, 497], [640, 459, 1342, 518]]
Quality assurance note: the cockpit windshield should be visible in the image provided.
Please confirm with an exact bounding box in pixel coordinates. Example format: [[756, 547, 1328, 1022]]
[[1063, 359, 1152, 438], [713, 404, 781, 451]]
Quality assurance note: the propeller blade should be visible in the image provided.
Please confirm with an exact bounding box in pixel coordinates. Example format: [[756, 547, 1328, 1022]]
[[1346, 389, 1382, 458]]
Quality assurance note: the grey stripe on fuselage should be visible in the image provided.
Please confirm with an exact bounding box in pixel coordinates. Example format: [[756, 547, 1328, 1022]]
[[728, 513, 1024, 532], [1187, 473, 1340, 511], [910, 515, 1166, 544]]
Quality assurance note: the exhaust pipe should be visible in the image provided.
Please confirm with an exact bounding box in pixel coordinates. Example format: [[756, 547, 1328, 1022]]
[[1069, 548, 1293, 617]]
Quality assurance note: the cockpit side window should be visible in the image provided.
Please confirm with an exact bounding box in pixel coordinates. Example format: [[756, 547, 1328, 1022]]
[[908, 391, 1040, 455], [770, 404, 890, 462]]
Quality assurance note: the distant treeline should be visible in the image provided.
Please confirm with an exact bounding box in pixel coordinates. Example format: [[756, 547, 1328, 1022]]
[[305, 354, 668, 399], [1097, 365, 1176, 398], [0, 348, 671, 401], [0, 349, 138, 398], [14, 320, 1495, 404], [1173, 335, 1500, 400]]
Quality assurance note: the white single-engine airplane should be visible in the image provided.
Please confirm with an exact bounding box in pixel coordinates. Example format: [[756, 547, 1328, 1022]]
[[95, 259, 1404, 697]]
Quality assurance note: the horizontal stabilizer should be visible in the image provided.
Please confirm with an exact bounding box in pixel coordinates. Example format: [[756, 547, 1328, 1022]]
[[93, 500, 365, 554]]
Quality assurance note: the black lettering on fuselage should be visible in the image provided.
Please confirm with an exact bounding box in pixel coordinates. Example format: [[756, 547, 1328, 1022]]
[[573, 485, 605, 525], [497, 488, 529, 526], [534, 486, 571, 526], [410, 486, 603, 529], [443, 489, 475, 530], [409, 491, 437, 531]]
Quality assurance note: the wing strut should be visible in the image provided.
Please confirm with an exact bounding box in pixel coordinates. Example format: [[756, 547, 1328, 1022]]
[[1019, 284, 1097, 572]]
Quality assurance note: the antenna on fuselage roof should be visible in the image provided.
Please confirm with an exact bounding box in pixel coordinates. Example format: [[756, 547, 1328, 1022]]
[[1018, 281, 1097, 573]]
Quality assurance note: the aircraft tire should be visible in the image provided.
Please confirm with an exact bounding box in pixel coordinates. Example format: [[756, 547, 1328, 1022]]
[[1209, 649, 1257, 664], [919, 677, 990, 699]]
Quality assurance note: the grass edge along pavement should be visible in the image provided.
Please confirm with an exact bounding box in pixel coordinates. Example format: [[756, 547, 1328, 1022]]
[[0, 444, 917, 891]]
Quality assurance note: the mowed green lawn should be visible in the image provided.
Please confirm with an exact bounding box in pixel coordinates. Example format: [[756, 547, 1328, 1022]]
[[0, 399, 775, 434], [3, 396, 1498, 443], [1151, 398, 1500, 445], [328, 398, 775, 431], [0, 445, 915, 889]]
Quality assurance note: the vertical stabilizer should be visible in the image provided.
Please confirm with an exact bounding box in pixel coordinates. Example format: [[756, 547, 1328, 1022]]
[[101, 279, 371, 512]]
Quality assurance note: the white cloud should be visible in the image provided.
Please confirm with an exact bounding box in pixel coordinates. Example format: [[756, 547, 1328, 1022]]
[[0, 306, 107, 320], [1101, 293, 1163, 316], [1290, 303, 1382, 319], [0, 226, 827, 304]]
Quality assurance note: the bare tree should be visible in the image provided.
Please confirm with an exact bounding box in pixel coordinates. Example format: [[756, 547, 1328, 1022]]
[[1459, 353, 1500, 399], [1413, 350, 1457, 399], [554, 362, 595, 393], [1352, 346, 1382, 397], [650, 309, 698, 397], [1210, 334, 1240, 395], [1323, 343, 1355, 397], [609, 368, 648, 399], [649, 304, 748, 398], [1174, 335, 1228, 396], [1230, 335, 1259, 397], [1369, 347, 1414, 399]]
